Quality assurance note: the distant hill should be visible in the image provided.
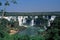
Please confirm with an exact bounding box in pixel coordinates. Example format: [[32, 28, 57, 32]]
[[0, 12, 60, 16]]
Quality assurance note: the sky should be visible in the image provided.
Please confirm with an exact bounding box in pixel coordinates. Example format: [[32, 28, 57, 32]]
[[0, 0, 60, 12]]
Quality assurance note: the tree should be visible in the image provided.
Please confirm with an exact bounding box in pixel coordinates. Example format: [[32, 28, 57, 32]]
[[0, 0, 17, 18], [34, 16, 48, 27], [0, 18, 10, 40], [45, 16, 60, 40]]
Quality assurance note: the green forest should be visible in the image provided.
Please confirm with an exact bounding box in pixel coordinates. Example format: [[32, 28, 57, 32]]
[[0, 16, 60, 40]]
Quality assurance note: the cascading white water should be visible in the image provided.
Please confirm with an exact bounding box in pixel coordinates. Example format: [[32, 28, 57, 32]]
[[31, 19, 34, 26], [0, 15, 56, 28], [50, 16, 56, 21], [22, 16, 28, 24], [31, 16, 38, 26], [47, 16, 56, 27], [1, 16, 12, 21], [18, 16, 23, 26], [44, 26, 47, 30], [48, 20, 50, 27]]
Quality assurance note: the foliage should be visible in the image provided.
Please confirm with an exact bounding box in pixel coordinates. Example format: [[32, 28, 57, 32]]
[[0, 2, 2, 6], [0, 0, 17, 6], [45, 16, 60, 40], [8, 34, 45, 40], [0, 16, 60, 40], [0, 18, 45, 40], [0, 0, 17, 16]]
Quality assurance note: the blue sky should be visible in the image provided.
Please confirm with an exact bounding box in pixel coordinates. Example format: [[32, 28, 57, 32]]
[[0, 0, 60, 12]]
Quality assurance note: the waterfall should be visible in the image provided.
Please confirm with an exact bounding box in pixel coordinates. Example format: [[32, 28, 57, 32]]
[[50, 16, 56, 21], [44, 26, 47, 30], [18, 16, 23, 26], [31, 19, 34, 26], [22, 16, 28, 24], [48, 20, 50, 27]]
